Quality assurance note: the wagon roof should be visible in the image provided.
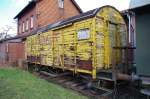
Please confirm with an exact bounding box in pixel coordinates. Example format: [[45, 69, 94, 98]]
[[46, 8, 100, 30], [45, 5, 120, 31]]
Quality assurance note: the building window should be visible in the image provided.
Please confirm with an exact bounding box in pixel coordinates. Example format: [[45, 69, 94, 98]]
[[19, 23, 21, 34], [58, 0, 64, 8], [30, 16, 34, 29], [77, 28, 90, 40], [22, 22, 25, 33], [26, 19, 29, 31]]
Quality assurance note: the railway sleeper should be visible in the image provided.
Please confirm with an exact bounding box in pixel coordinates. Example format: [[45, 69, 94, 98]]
[[28, 63, 142, 98]]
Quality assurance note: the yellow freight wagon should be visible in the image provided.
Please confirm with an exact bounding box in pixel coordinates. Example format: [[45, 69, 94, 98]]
[[26, 6, 129, 80]]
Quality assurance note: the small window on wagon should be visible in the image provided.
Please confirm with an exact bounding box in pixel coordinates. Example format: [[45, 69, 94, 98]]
[[77, 28, 90, 40]]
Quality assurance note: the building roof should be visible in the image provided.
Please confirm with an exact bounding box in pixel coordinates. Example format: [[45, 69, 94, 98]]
[[14, 0, 82, 19], [0, 34, 27, 43], [129, 0, 150, 9], [127, 1, 150, 14], [71, 0, 83, 13], [14, 0, 36, 19]]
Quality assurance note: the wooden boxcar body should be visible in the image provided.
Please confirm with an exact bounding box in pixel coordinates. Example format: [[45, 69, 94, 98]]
[[26, 6, 129, 79]]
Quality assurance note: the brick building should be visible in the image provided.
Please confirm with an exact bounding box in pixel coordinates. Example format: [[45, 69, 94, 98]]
[[0, 37, 25, 66], [14, 0, 82, 36], [0, 0, 82, 66]]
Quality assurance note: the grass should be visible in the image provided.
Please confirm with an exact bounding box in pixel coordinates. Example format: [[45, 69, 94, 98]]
[[0, 68, 88, 99]]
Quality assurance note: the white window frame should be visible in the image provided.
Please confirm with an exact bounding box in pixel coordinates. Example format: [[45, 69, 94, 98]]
[[58, 0, 64, 8], [26, 19, 29, 31], [22, 22, 25, 33], [30, 16, 34, 29], [18, 23, 21, 34], [77, 28, 90, 40]]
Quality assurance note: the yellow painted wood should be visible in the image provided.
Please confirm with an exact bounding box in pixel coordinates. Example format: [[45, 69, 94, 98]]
[[25, 6, 127, 80], [77, 69, 92, 74]]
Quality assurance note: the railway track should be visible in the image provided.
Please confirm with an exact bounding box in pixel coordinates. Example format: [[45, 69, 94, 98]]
[[30, 69, 146, 99], [37, 71, 113, 99]]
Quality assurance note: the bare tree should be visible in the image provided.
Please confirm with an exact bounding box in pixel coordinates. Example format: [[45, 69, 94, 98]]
[[0, 25, 13, 40]]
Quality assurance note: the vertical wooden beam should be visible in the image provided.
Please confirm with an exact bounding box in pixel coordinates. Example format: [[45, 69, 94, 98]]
[[92, 17, 97, 79], [74, 26, 77, 74]]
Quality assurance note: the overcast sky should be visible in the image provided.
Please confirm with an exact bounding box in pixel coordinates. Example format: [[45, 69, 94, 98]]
[[0, 0, 131, 36]]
